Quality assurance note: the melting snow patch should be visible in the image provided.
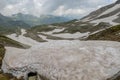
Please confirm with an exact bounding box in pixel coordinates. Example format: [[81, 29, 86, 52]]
[[2, 40, 120, 80], [90, 12, 120, 25], [54, 32, 89, 38], [21, 29, 27, 36], [7, 34, 39, 46], [99, 4, 120, 16], [49, 32, 90, 38], [42, 28, 65, 34]]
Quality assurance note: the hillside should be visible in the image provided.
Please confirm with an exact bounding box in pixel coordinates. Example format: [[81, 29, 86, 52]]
[[26, 0, 120, 40], [86, 25, 120, 42], [81, 0, 120, 25], [0, 35, 30, 80], [0, 0, 120, 80], [0, 35, 30, 49], [0, 13, 30, 34]]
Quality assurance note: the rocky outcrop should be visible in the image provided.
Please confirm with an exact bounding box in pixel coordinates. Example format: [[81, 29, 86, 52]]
[[107, 71, 120, 80]]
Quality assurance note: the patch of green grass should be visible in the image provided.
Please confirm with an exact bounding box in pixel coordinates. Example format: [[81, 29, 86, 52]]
[[30, 25, 55, 32], [86, 25, 120, 42], [0, 35, 30, 49], [24, 32, 47, 42]]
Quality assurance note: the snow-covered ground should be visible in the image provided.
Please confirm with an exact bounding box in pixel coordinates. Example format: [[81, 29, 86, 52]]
[[81, 3, 120, 24], [42, 28, 65, 34], [8, 28, 90, 42], [90, 12, 120, 25], [2, 29, 120, 80], [7, 29, 40, 46], [41, 28, 90, 39], [7, 34, 39, 46], [50, 32, 90, 38], [99, 4, 120, 16], [2, 40, 120, 80], [21, 29, 27, 36]]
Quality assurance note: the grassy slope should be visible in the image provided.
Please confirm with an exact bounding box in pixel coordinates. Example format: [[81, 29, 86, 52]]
[[29, 19, 110, 34], [0, 35, 30, 49], [23, 19, 111, 42], [86, 25, 120, 42], [87, 24, 120, 80]]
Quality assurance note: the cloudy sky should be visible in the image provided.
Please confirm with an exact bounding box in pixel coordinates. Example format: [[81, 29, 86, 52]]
[[0, 0, 117, 19]]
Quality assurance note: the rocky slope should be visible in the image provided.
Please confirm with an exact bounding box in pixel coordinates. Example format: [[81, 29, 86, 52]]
[[81, 0, 120, 25]]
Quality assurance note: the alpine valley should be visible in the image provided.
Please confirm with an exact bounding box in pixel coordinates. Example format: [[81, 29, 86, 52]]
[[0, 0, 120, 80]]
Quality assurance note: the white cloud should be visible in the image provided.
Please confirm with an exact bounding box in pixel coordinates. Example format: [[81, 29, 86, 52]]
[[53, 6, 86, 16], [0, 0, 117, 18], [1, 0, 29, 16]]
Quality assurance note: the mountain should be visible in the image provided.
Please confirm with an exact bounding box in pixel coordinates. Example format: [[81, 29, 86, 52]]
[[23, 0, 120, 42], [81, 0, 120, 26], [11, 13, 71, 26], [0, 13, 30, 34], [0, 1, 120, 80]]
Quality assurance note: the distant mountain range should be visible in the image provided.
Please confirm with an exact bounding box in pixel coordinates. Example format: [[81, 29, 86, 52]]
[[24, 0, 120, 42], [0, 13, 30, 28], [11, 13, 71, 26], [0, 13, 30, 34], [0, 1, 120, 80], [0, 0, 120, 38], [0, 13, 71, 34]]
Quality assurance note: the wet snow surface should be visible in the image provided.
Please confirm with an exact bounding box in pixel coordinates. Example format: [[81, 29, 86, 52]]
[[2, 29, 120, 80], [2, 39, 120, 80], [41, 28, 90, 39]]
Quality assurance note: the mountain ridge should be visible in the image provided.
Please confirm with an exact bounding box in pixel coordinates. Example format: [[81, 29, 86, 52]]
[[81, 0, 120, 25], [11, 13, 71, 26]]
